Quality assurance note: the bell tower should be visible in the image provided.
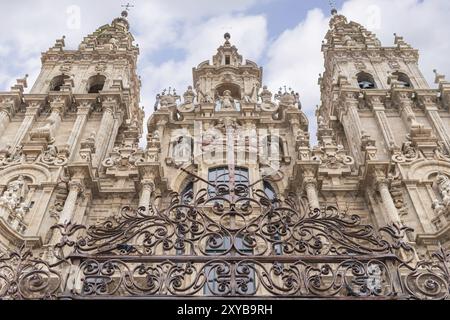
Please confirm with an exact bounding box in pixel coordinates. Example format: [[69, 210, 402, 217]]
[[319, 10, 436, 166], [193, 33, 262, 104]]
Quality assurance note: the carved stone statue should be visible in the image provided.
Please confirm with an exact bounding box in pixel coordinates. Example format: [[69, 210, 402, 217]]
[[173, 136, 192, 162], [218, 90, 235, 111], [318, 115, 327, 130], [432, 173, 450, 216], [268, 136, 281, 158], [0, 175, 29, 211], [437, 173, 450, 207]]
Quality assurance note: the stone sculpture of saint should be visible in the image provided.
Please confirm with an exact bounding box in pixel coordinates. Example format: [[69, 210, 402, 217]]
[[173, 136, 191, 162], [219, 90, 235, 111]]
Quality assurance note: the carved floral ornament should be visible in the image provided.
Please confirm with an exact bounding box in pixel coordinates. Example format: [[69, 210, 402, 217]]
[[392, 136, 420, 163]]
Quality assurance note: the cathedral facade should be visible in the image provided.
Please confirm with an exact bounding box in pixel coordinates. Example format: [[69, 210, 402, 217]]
[[0, 10, 449, 299]]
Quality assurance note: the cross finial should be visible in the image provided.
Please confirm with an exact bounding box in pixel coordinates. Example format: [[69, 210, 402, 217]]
[[121, 3, 134, 17], [328, 0, 337, 15], [122, 3, 134, 12]]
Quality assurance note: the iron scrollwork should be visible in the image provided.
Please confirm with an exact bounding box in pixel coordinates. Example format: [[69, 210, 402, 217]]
[[0, 184, 449, 299]]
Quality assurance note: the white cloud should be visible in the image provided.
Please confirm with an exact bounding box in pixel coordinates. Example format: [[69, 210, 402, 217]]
[[264, 8, 329, 140]]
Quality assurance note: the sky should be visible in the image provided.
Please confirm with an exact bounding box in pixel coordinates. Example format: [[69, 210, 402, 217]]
[[0, 0, 449, 145]]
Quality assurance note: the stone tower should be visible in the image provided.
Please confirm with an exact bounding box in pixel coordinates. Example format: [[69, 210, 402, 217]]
[[0, 11, 144, 249], [0, 10, 449, 300], [317, 10, 450, 249]]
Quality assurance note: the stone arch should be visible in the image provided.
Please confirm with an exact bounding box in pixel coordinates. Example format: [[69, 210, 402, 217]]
[[392, 71, 413, 88], [86, 74, 107, 93], [170, 163, 197, 193], [49, 74, 70, 92], [357, 71, 377, 89], [407, 160, 450, 182], [215, 82, 241, 100], [0, 164, 53, 186]]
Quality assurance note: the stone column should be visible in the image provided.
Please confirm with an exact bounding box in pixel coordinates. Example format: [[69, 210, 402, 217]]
[[424, 105, 450, 153], [139, 180, 155, 210], [303, 178, 320, 211], [394, 92, 420, 131], [12, 104, 40, 149], [0, 109, 11, 137], [339, 92, 364, 165], [93, 104, 115, 167], [58, 181, 84, 224], [377, 178, 402, 225], [368, 97, 399, 152], [104, 111, 123, 161], [66, 104, 91, 161]]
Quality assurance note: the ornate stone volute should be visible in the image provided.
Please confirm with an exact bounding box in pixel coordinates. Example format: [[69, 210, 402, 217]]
[[39, 144, 69, 166], [392, 134, 420, 163]]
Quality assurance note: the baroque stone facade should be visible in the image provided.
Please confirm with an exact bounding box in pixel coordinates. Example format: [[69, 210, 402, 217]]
[[0, 10, 449, 300]]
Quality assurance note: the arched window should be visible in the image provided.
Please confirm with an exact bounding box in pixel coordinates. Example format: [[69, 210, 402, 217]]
[[357, 72, 376, 89], [50, 75, 69, 92], [215, 83, 241, 100], [393, 72, 412, 88], [87, 75, 106, 93], [208, 167, 249, 197]]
